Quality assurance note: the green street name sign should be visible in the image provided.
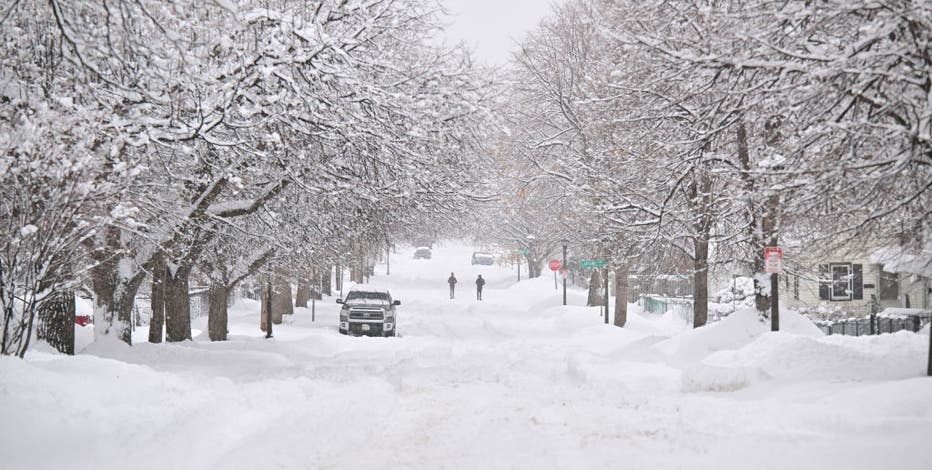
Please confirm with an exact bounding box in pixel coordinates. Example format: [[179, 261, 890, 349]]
[[518, 249, 530, 255], [579, 259, 606, 268]]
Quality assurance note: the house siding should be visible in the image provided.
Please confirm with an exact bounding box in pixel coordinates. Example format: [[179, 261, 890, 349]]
[[779, 256, 930, 314]]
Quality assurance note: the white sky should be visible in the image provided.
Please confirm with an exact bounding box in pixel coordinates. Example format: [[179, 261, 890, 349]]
[[440, 0, 561, 66]]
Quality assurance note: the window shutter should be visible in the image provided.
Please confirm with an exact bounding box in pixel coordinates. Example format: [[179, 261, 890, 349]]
[[818, 264, 830, 300], [852, 264, 863, 300]]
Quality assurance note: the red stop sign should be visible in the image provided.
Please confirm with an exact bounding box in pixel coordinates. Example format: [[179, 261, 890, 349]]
[[548, 259, 561, 271]]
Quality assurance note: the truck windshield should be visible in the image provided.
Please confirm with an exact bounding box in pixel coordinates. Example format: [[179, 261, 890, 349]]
[[345, 291, 391, 304]]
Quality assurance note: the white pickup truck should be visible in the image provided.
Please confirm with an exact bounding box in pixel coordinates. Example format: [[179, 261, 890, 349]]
[[337, 288, 401, 337]]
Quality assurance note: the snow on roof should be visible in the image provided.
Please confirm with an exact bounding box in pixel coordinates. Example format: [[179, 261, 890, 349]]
[[871, 245, 932, 277], [415, 246, 431, 251]]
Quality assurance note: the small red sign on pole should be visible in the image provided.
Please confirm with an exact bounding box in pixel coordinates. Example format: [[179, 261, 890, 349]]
[[548, 259, 561, 271], [764, 247, 783, 274]]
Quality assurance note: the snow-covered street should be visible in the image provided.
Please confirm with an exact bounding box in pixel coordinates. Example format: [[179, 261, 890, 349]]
[[2, 243, 929, 470]]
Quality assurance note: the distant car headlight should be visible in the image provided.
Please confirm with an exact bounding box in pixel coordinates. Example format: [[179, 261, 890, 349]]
[[340, 313, 348, 322]]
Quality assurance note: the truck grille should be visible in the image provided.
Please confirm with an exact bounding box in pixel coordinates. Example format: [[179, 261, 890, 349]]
[[349, 323, 384, 335], [348, 308, 385, 321]]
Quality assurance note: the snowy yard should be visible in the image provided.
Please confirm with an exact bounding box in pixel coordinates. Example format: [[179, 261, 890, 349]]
[[1, 243, 929, 470]]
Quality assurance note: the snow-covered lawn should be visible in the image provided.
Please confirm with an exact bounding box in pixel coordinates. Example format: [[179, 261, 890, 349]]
[[2, 243, 930, 469]]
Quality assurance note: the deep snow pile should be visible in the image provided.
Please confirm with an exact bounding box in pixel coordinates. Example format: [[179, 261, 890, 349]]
[[1, 242, 930, 470]]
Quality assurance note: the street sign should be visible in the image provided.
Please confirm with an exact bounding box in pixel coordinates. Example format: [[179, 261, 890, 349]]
[[548, 259, 561, 271], [579, 259, 606, 268], [764, 246, 783, 274], [518, 249, 529, 255]]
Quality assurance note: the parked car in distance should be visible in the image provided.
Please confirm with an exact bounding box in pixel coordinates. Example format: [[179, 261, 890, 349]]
[[471, 252, 495, 265], [337, 288, 400, 337], [413, 246, 432, 259]]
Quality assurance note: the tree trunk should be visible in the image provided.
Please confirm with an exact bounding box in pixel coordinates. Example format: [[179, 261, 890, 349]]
[[587, 270, 603, 306], [260, 275, 271, 332], [207, 282, 229, 341], [164, 268, 192, 342], [693, 237, 709, 328], [295, 271, 311, 308], [613, 267, 628, 328], [738, 122, 770, 314], [149, 255, 166, 343], [335, 264, 343, 292], [321, 266, 332, 296], [273, 270, 293, 318], [90, 247, 144, 346], [37, 290, 75, 355], [755, 193, 780, 314]]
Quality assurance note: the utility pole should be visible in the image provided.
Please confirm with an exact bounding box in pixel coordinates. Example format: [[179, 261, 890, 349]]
[[562, 239, 568, 306]]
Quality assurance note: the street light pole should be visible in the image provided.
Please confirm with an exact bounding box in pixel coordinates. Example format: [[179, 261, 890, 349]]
[[561, 239, 568, 306]]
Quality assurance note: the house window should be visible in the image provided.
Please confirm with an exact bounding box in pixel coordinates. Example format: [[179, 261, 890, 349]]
[[819, 263, 863, 301], [879, 269, 898, 301], [831, 264, 852, 300]]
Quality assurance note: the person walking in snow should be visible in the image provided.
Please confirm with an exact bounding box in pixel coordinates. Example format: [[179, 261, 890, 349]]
[[448, 272, 457, 299], [475, 274, 485, 300]]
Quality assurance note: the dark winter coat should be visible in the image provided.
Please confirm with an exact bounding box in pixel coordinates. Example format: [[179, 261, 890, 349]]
[[475, 277, 485, 289], [448, 275, 457, 286]]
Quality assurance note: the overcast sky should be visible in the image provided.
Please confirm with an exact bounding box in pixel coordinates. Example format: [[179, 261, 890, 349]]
[[440, 0, 560, 66]]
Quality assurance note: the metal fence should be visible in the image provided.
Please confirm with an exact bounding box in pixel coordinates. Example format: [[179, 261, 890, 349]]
[[132, 286, 211, 326], [817, 315, 929, 336], [640, 295, 693, 314]]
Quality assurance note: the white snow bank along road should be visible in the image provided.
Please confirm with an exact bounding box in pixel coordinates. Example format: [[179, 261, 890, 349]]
[[1, 242, 931, 470]]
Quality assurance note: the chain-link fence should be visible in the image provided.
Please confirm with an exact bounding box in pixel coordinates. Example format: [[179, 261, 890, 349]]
[[816, 314, 929, 336]]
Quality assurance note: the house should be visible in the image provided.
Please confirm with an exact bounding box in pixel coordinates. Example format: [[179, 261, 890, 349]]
[[779, 244, 931, 316]]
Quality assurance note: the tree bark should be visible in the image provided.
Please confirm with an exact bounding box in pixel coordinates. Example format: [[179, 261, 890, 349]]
[[260, 275, 271, 332], [587, 270, 603, 306], [273, 270, 293, 318], [90, 234, 145, 346], [613, 266, 628, 328], [350, 264, 364, 284], [295, 271, 311, 308], [164, 268, 192, 342], [738, 122, 770, 313], [687, 154, 713, 328], [207, 282, 228, 341], [149, 256, 166, 343], [755, 194, 780, 314], [321, 266, 332, 296], [335, 264, 343, 292], [37, 290, 75, 355], [693, 237, 709, 328]]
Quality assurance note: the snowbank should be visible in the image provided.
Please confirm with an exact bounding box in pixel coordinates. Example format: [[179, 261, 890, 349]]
[[653, 307, 822, 364], [701, 331, 929, 383], [3, 242, 931, 470]]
